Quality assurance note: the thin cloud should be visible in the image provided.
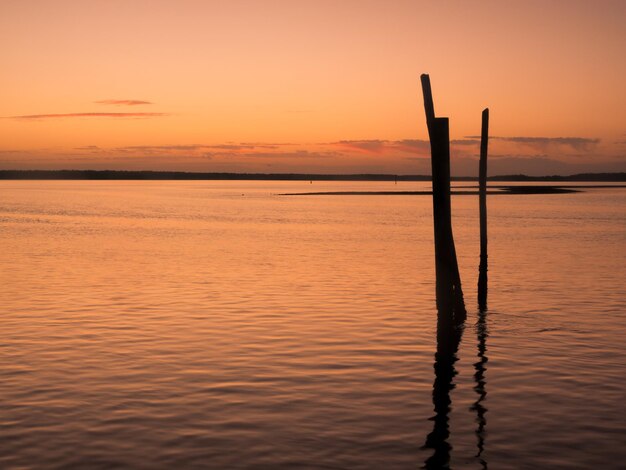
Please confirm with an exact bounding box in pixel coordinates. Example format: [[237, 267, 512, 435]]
[[95, 100, 153, 106], [240, 142, 294, 147], [464, 136, 600, 151], [453, 155, 625, 177], [113, 144, 280, 153], [10, 112, 169, 120], [202, 150, 340, 160], [333, 139, 430, 154], [205, 144, 279, 150], [117, 145, 207, 152], [394, 139, 430, 153], [74, 145, 101, 150], [451, 139, 481, 145], [81, 143, 337, 161], [240, 150, 340, 159], [488, 153, 550, 159], [396, 139, 429, 147], [335, 140, 388, 152]]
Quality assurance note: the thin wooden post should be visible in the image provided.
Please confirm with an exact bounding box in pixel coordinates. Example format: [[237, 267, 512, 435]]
[[478, 108, 489, 311], [420, 74, 466, 322]]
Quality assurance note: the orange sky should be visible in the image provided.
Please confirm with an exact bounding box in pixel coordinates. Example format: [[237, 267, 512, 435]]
[[1, 0, 624, 175]]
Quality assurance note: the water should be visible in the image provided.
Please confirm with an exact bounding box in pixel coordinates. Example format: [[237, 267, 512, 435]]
[[1, 181, 625, 469]]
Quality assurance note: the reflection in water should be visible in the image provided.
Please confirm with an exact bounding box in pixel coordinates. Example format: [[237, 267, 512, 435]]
[[472, 307, 489, 469], [422, 312, 464, 469], [423, 305, 490, 469]]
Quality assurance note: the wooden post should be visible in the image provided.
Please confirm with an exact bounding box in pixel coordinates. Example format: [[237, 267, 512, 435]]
[[478, 108, 489, 311], [420, 74, 466, 322]]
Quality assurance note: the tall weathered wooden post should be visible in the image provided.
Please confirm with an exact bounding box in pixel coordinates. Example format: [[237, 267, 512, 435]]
[[478, 108, 489, 311], [420, 74, 466, 322]]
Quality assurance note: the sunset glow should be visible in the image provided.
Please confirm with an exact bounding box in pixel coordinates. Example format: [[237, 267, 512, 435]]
[[3, 3, 626, 467], [1, 0, 624, 175]]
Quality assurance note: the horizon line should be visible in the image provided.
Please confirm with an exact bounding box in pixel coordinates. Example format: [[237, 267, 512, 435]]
[[0, 169, 624, 182]]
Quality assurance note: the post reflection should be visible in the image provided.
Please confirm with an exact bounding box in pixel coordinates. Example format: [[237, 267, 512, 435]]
[[472, 307, 489, 469], [422, 306, 490, 469], [422, 312, 464, 469]]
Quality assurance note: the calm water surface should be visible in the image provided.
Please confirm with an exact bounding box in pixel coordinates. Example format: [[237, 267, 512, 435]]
[[1, 181, 625, 469]]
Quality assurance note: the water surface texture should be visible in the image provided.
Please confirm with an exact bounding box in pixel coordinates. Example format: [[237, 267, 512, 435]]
[[1, 181, 625, 469]]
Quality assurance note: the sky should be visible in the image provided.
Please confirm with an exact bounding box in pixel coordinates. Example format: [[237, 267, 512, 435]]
[[1, 0, 624, 175]]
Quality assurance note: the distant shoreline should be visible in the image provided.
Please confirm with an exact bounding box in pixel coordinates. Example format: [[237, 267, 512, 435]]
[[0, 170, 625, 182], [279, 186, 583, 196]]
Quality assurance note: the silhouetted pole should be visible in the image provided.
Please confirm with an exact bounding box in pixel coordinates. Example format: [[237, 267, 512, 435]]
[[420, 74, 466, 322], [478, 108, 489, 311]]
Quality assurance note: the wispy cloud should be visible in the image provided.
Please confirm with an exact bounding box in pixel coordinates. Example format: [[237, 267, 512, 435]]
[[335, 140, 388, 152], [206, 144, 279, 150], [74, 145, 101, 150], [394, 139, 431, 152], [95, 100, 153, 106], [333, 136, 601, 155], [464, 136, 600, 151], [4, 139, 623, 175], [452, 155, 625, 176], [112, 144, 280, 154], [332, 139, 430, 154], [61, 143, 343, 164], [451, 138, 481, 146], [116, 145, 208, 152], [235, 150, 339, 159], [10, 112, 169, 120]]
